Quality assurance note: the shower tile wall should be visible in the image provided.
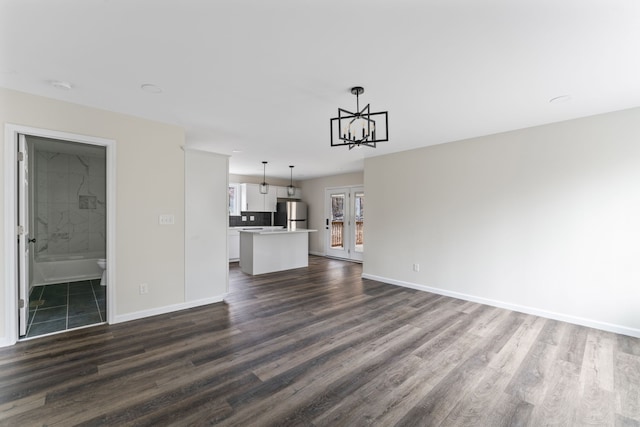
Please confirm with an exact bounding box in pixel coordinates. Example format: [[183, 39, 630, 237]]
[[35, 151, 106, 257]]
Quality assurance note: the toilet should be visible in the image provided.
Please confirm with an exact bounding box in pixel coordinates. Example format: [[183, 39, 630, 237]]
[[97, 258, 107, 286]]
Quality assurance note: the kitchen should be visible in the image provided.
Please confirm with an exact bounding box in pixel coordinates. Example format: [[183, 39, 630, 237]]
[[228, 166, 316, 275]]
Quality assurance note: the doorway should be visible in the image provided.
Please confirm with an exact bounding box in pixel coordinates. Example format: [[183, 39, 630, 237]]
[[4, 124, 115, 345], [325, 186, 364, 262]]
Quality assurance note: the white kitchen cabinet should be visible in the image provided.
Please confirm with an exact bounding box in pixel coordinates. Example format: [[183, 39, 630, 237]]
[[239, 229, 316, 275], [240, 183, 277, 212], [275, 186, 302, 199], [275, 186, 288, 198], [241, 183, 262, 211], [265, 189, 277, 211], [228, 228, 240, 261]]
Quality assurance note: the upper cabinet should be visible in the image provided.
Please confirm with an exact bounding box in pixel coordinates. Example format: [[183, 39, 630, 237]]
[[275, 186, 302, 199], [265, 188, 277, 211], [239, 184, 302, 212], [241, 183, 277, 212], [241, 183, 262, 211]]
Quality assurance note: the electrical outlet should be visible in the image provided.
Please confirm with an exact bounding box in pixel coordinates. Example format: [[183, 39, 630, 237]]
[[413, 263, 420, 272], [242, 216, 247, 221], [250, 215, 255, 221], [139, 283, 149, 294]]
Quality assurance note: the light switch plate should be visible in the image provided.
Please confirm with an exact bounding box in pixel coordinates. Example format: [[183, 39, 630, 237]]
[[159, 214, 175, 225]]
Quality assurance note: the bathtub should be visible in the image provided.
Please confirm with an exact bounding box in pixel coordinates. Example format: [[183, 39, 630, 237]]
[[32, 253, 105, 286]]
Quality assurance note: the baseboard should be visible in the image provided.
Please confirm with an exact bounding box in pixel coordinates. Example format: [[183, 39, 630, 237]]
[[309, 251, 325, 257], [362, 273, 640, 338], [0, 336, 16, 348], [113, 294, 227, 324]]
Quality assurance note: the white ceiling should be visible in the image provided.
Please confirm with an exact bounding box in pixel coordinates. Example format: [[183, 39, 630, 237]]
[[2, 0, 639, 180]]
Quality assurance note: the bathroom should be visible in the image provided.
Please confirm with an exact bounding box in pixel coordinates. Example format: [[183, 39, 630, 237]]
[[23, 136, 107, 338]]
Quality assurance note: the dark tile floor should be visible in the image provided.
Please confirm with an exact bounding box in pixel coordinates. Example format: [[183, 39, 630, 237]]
[[26, 280, 106, 338]]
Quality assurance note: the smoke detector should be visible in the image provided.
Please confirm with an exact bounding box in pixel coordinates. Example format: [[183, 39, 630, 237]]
[[48, 80, 73, 90], [141, 83, 163, 94]]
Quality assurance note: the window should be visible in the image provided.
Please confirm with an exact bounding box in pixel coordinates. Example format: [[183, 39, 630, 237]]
[[229, 183, 241, 215]]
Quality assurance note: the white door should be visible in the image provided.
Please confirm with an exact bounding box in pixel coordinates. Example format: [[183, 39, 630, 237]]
[[17, 134, 30, 337], [325, 186, 364, 261]]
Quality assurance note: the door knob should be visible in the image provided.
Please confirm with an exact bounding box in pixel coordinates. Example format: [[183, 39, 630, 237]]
[[28, 238, 36, 243]]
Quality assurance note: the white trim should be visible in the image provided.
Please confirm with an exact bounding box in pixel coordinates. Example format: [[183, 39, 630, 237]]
[[3, 126, 18, 347], [362, 273, 640, 339], [3, 124, 116, 347], [105, 137, 117, 326], [113, 295, 227, 324], [309, 250, 325, 257], [17, 322, 107, 342]]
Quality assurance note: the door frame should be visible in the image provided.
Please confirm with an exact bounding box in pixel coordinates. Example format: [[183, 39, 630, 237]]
[[324, 185, 364, 262], [17, 134, 30, 336], [3, 124, 116, 346]]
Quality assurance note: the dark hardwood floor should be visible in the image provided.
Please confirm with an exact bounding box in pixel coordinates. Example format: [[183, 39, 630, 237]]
[[1, 256, 639, 426]]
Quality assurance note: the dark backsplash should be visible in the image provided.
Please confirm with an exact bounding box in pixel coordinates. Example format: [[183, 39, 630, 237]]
[[229, 211, 272, 227]]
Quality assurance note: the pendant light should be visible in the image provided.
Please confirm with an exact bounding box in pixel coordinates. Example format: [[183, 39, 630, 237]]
[[259, 161, 269, 194], [287, 165, 296, 197]]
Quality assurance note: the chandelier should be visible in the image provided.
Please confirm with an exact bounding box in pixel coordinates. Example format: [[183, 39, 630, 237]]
[[330, 86, 388, 149]]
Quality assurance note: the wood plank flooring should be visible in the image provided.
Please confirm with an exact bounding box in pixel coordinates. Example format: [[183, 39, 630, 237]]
[[1, 256, 639, 426]]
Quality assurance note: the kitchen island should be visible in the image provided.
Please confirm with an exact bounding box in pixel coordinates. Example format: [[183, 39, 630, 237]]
[[239, 229, 316, 275]]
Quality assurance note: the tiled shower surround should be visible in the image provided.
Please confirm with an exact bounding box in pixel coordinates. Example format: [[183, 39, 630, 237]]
[[35, 150, 106, 258]]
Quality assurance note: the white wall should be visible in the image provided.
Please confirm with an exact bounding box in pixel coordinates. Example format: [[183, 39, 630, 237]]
[[1, 88, 186, 344], [185, 149, 229, 302], [299, 172, 363, 255], [364, 107, 640, 337]]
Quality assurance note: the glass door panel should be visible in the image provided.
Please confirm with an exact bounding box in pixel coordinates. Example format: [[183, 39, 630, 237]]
[[354, 191, 364, 254], [331, 194, 345, 250]]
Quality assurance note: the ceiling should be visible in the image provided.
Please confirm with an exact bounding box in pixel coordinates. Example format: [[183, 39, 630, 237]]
[[2, 0, 639, 180]]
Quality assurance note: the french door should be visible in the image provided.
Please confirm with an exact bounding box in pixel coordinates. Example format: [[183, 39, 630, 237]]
[[325, 186, 364, 262]]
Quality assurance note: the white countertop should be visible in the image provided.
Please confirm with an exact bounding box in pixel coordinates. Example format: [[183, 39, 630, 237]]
[[239, 228, 317, 235], [230, 226, 284, 230]]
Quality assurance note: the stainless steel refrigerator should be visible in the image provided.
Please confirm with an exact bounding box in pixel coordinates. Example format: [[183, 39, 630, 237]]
[[275, 201, 307, 230]]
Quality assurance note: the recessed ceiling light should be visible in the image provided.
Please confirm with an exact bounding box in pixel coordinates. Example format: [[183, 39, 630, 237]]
[[141, 83, 163, 94], [549, 95, 572, 104], [48, 80, 73, 90]]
